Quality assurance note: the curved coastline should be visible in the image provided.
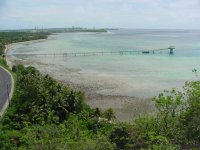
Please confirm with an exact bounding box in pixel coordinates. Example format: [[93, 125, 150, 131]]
[[6, 40, 155, 121], [5, 38, 49, 68]]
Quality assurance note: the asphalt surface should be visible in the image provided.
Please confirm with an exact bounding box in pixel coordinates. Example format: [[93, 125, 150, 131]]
[[0, 66, 12, 114]]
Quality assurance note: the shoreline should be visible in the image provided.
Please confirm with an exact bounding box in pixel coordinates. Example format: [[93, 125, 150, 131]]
[[9, 58, 156, 121], [5, 38, 156, 122], [37, 63, 156, 121], [5, 38, 48, 68]]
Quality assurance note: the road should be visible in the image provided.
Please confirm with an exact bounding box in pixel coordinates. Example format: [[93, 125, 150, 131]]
[[0, 66, 13, 116]]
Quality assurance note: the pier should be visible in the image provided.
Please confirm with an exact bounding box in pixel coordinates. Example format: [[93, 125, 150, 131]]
[[10, 46, 175, 57]]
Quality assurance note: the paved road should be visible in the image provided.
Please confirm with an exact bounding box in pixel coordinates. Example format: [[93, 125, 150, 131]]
[[0, 66, 13, 115]]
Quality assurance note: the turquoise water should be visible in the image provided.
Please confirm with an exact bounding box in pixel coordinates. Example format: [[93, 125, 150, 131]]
[[8, 29, 200, 97]]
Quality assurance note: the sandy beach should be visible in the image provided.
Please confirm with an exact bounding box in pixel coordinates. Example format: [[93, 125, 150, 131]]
[[5, 53, 155, 121], [37, 63, 156, 121]]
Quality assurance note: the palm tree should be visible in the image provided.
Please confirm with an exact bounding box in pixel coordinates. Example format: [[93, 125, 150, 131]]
[[103, 108, 116, 121]]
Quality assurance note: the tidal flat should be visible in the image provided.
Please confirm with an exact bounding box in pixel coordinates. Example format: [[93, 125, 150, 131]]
[[7, 29, 200, 121]]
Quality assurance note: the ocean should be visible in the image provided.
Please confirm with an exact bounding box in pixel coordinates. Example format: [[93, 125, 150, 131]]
[[8, 29, 200, 121], [8, 29, 200, 98]]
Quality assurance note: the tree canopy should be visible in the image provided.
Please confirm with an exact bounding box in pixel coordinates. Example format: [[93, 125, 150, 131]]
[[0, 64, 200, 149]]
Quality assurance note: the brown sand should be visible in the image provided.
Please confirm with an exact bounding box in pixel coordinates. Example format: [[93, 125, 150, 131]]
[[7, 56, 156, 122]]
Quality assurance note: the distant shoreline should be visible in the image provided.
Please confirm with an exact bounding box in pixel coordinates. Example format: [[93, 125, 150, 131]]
[[0, 28, 108, 33]]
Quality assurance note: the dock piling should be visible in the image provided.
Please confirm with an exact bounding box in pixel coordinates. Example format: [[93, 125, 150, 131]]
[[11, 46, 175, 58]]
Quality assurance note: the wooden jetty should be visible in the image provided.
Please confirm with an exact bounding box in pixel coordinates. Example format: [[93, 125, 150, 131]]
[[10, 46, 175, 57]]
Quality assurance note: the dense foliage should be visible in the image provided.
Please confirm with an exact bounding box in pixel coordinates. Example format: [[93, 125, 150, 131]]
[[0, 65, 116, 149], [0, 64, 200, 149], [0, 32, 49, 55], [0, 56, 7, 67], [0, 31, 199, 149]]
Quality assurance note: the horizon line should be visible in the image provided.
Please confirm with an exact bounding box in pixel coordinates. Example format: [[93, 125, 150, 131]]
[[1, 27, 200, 31]]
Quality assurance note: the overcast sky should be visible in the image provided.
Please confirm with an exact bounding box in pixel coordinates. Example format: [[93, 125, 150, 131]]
[[1, 0, 200, 30]]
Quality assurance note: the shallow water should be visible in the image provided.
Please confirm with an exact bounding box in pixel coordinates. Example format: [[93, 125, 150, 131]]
[[8, 29, 200, 98]]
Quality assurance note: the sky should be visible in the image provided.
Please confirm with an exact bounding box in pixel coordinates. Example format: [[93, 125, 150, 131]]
[[1, 0, 200, 30]]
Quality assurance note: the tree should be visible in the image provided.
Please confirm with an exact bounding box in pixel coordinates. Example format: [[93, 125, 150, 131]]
[[153, 89, 183, 136], [0, 42, 5, 55], [103, 108, 116, 121], [110, 124, 133, 149], [181, 81, 200, 147]]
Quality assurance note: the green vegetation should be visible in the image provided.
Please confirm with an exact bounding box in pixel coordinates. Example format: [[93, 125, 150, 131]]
[[0, 64, 200, 149], [0, 65, 115, 149], [0, 56, 7, 67], [0, 31, 200, 149], [0, 32, 50, 55], [0, 29, 106, 55]]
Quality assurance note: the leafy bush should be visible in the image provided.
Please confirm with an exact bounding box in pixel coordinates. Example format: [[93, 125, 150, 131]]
[[1, 64, 200, 149]]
